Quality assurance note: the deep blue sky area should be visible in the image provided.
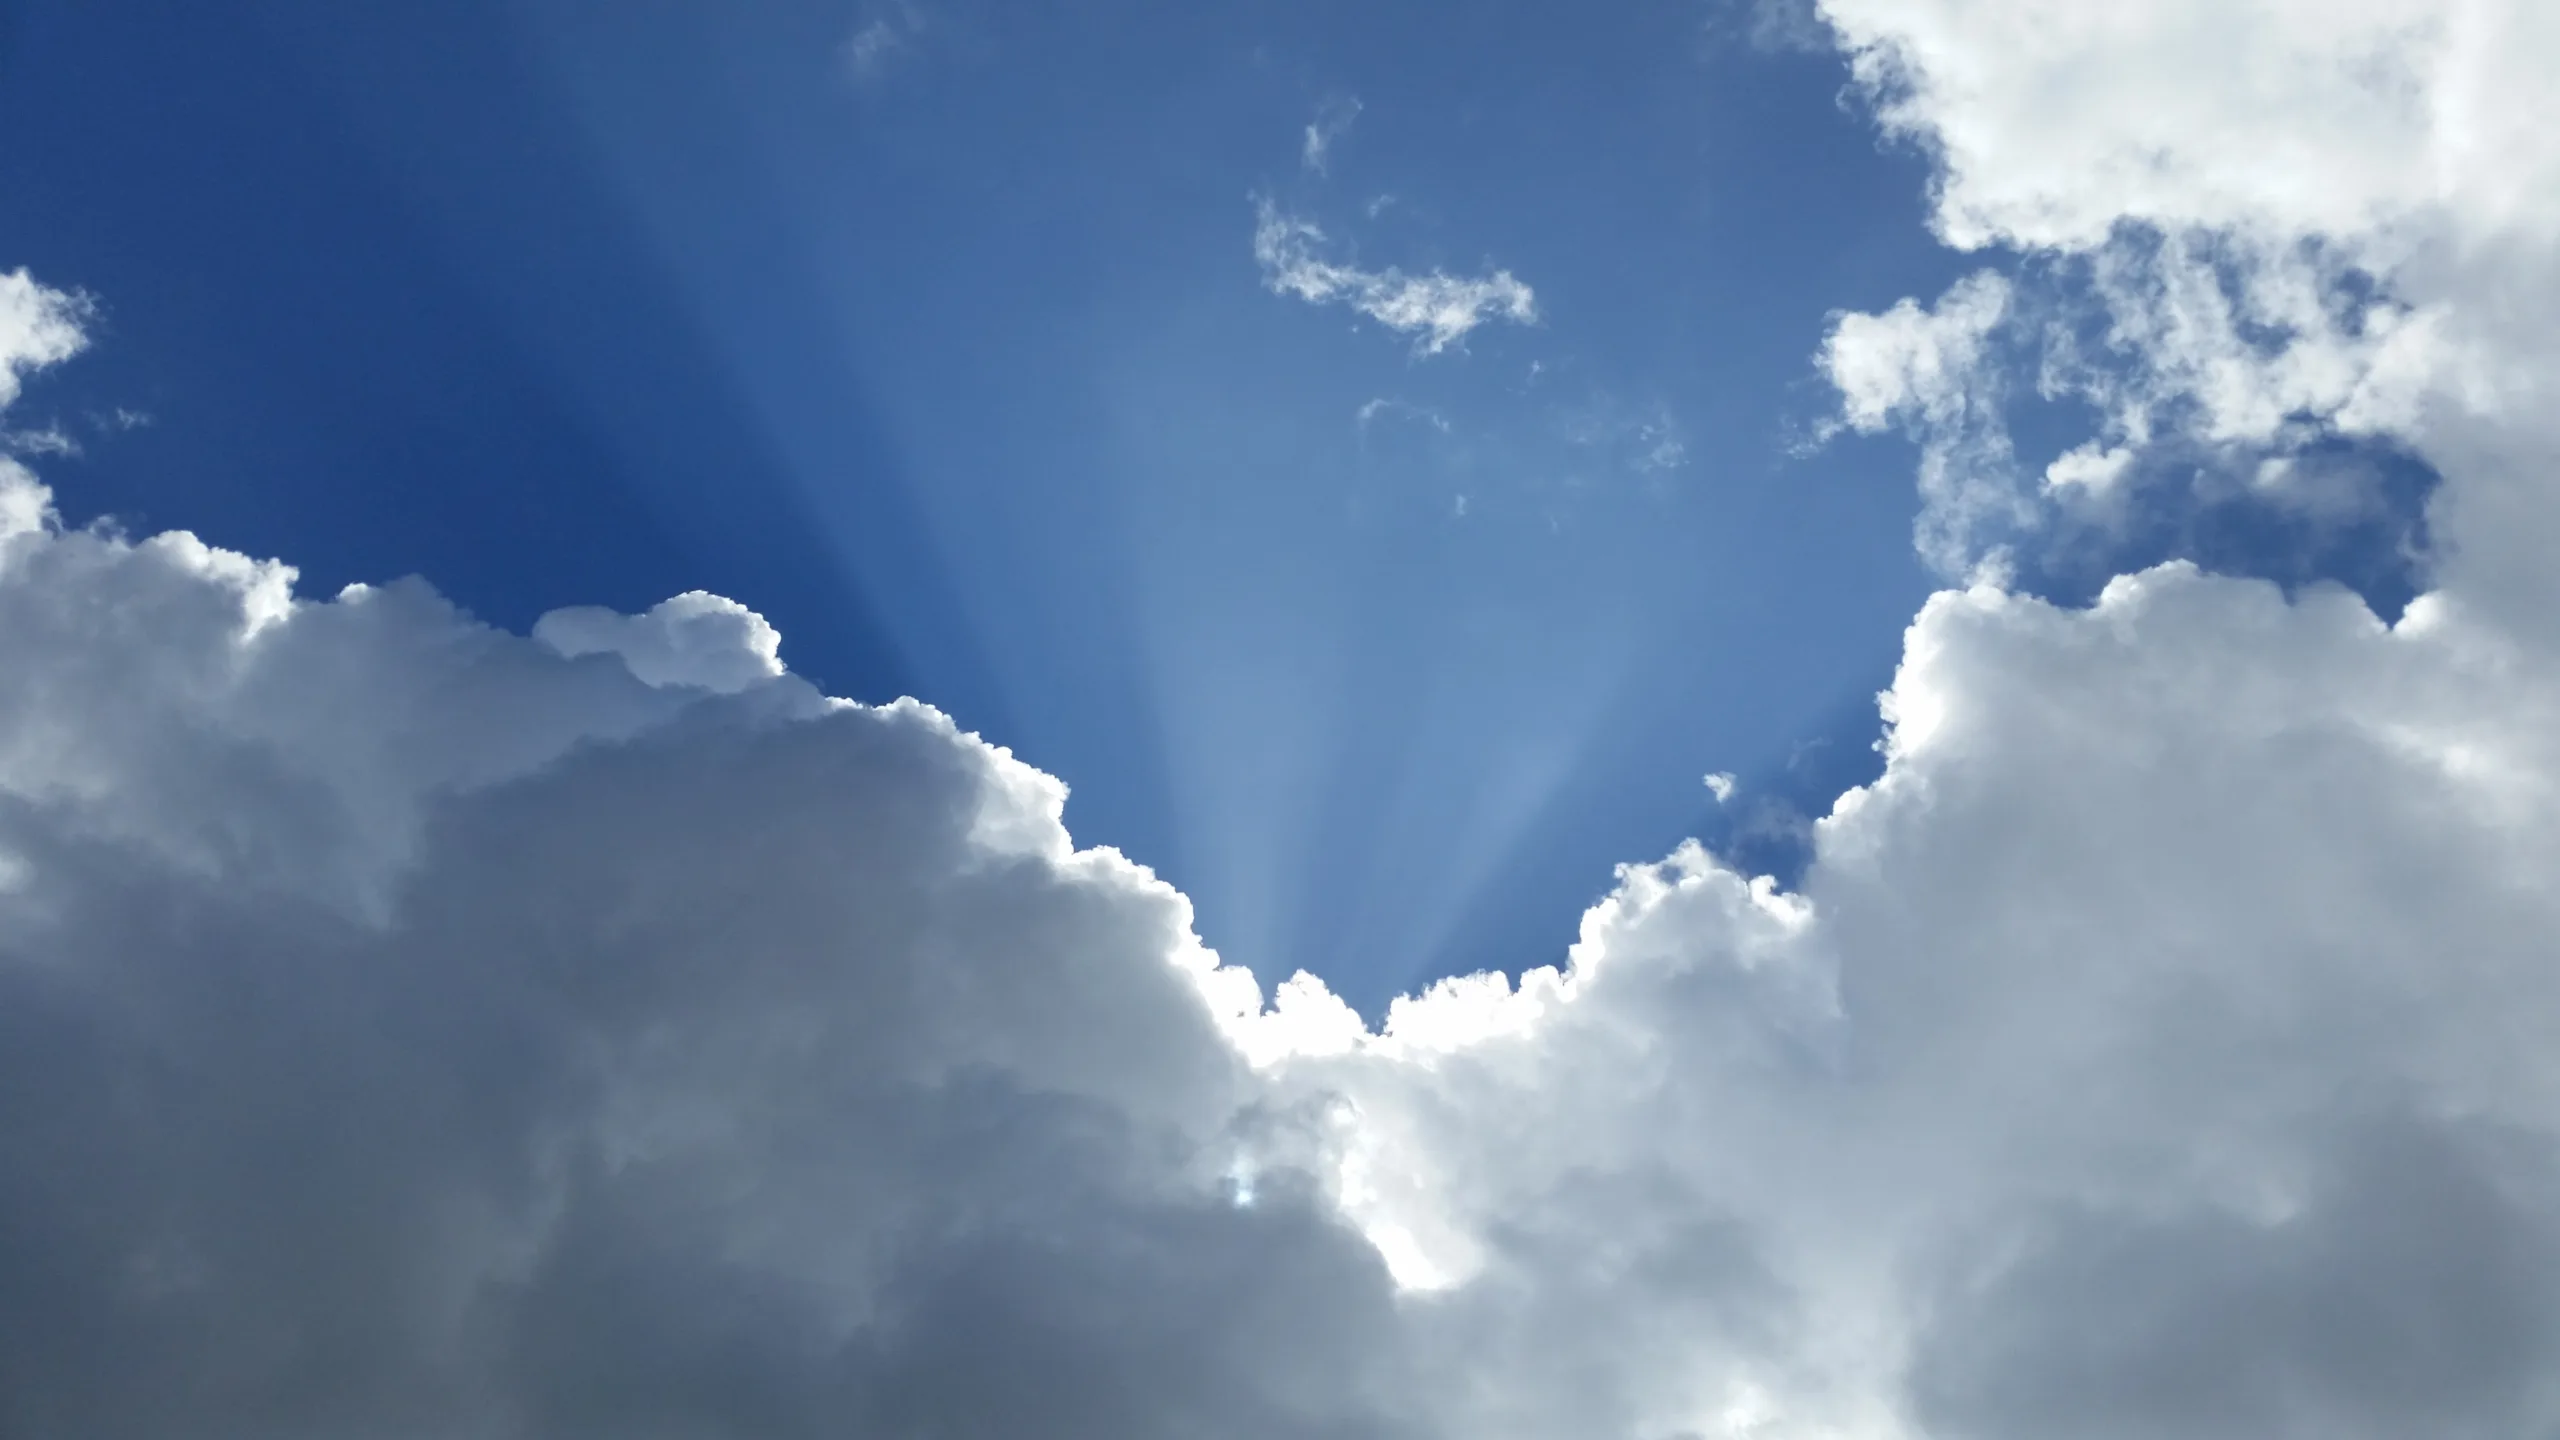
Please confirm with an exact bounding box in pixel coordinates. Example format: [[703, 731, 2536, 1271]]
[[0, 0, 1968, 1011]]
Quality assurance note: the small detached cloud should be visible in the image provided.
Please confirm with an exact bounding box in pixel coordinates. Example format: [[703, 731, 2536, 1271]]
[[1821, 270, 2011, 438], [1253, 198, 1537, 357], [1816, 270, 2029, 573], [0, 268, 88, 410]]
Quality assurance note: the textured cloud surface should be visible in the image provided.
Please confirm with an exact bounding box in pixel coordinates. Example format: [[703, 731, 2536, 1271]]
[[8, 2, 2560, 1435], [1818, 0, 2559, 596]]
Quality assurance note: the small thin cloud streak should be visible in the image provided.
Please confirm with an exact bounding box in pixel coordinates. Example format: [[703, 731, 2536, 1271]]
[[1, 425, 76, 458], [1355, 396, 1451, 434], [1252, 198, 1537, 357], [1302, 96, 1362, 174]]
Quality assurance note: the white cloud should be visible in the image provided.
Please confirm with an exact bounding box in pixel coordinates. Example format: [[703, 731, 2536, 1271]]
[[1813, 0, 2560, 606], [1822, 0, 2560, 255], [12, 1, 2560, 1434], [1818, 270, 2028, 573], [1819, 240, 2462, 574], [0, 423, 1349, 1434], [1823, 271, 2009, 437], [1253, 198, 1538, 357], [0, 268, 87, 412], [1303, 95, 1362, 175], [534, 590, 786, 694], [2058, 235, 2450, 448], [1766, 3, 2560, 1428], [2041, 440, 2133, 495]]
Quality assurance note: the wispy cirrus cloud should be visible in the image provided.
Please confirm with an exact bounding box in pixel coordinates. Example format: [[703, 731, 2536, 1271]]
[[1301, 95, 1362, 175], [1252, 197, 1536, 357], [842, 1, 927, 83], [1354, 395, 1451, 434]]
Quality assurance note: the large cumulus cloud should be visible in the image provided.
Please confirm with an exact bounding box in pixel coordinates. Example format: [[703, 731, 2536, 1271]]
[[0, 441, 1417, 1436], [7, 2, 2560, 1435]]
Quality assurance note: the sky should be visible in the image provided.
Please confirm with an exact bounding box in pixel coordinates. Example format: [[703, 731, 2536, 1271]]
[[0, 0, 1977, 1011], [3, 1, 2558, 1437]]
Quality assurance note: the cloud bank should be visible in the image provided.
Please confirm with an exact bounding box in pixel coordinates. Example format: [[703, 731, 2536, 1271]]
[[10, 4, 2560, 1436]]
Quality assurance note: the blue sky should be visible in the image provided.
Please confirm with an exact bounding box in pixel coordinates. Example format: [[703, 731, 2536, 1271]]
[[0, 0, 1968, 1010]]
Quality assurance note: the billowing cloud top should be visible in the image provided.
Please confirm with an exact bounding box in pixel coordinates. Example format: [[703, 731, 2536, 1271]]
[[9, 3, 2560, 1437]]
